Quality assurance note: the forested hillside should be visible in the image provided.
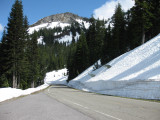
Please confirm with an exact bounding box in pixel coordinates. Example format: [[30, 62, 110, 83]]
[[0, 0, 160, 89], [67, 1, 160, 81]]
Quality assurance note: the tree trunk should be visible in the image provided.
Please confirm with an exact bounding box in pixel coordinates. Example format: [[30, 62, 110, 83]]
[[142, 28, 145, 44], [31, 81, 35, 88], [17, 75, 20, 88], [12, 71, 17, 88], [12, 72, 16, 88]]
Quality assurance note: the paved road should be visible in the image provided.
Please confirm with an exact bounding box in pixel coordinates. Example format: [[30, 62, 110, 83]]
[[46, 85, 160, 120], [0, 90, 93, 120], [0, 85, 160, 120]]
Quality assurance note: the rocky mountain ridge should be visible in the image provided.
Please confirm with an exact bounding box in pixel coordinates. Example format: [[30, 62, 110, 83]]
[[30, 12, 87, 27]]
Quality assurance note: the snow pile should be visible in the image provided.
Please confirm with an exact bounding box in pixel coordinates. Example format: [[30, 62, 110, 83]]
[[44, 68, 68, 85], [56, 32, 80, 45], [0, 68, 68, 102], [0, 84, 49, 102], [28, 22, 70, 34], [68, 34, 160, 100]]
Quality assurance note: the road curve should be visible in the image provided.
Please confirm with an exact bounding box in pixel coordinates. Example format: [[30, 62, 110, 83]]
[[0, 90, 93, 120], [45, 85, 160, 120], [0, 85, 160, 120]]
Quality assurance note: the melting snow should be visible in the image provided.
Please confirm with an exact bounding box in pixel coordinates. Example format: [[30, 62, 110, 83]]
[[68, 34, 160, 100], [0, 68, 68, 102]]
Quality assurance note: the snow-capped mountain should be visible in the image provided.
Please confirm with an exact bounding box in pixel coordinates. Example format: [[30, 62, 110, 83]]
[[28, 12, 90, 45], [29, 12, 90, 34]]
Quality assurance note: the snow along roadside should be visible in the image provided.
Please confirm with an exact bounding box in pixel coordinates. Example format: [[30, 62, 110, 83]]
[[0, 84, 49, 102], [0, 68, 68, 102]]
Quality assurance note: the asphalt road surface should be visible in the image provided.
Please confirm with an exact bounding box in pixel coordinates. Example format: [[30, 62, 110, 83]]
[[0, 85, 160, 120]]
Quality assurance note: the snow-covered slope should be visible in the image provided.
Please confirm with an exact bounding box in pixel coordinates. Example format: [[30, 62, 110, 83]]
[[28, 22, 70, 34], [44, 68, 68, 85], [68, 34, 160, 100]]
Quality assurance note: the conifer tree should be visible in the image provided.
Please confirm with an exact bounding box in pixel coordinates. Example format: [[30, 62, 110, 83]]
[[0, 28, 10, 87], [75, 32, 89, 74], [149, 0, 160, 37], [6, 0, 24, 88], [28, 33, 39, 88], [86, 17, 96, 65], [101, 24, 112, 64], [111, 3, 126, 57], [132, 0, 153, 44], [95, 19, 105, 60], [20, 16, 30, 89]]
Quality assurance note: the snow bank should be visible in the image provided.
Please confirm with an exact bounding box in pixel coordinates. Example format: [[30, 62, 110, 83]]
[[68, 34, 160, 100], [0, 84, 49, 102], [44, 68, 68, 85], [0, 68, 68, 102]]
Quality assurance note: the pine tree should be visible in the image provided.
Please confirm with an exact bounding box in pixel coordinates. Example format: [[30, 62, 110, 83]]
[[20, 16, 30, 89], [0, 28, 10, 87], [149, 0, 160, 37], [101, 24, 112, 64], [111, 3, 126, 57], [95, 19, 105, 60], [28, 33, 39, 88], [67, 42, 77, 82], [75, 32, 89, 74], [132, 0, 153, 44], [4, 0, 25, 88], [86, 17, 96, 65]]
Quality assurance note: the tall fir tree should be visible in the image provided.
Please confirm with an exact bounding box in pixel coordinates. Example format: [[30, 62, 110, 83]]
[[75, 32, 89, 74], [6, 0, 25, 88], [86, 17, 96, 65], [95, 19, 105, 61], [101, 24, 112, 65], [132, 0, 153, 44], [0, 28, 10, 87], [28, 33, 40, 88], [111, 3, 126, 57]]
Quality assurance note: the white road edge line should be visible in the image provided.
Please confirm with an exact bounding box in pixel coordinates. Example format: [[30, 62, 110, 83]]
[[47, 87, 122, 120], [63, 98, 122, 120], [94, 110, 122, 120]]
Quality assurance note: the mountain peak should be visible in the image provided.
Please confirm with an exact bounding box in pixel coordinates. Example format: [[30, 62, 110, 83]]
[[31, 12, 84, 27]]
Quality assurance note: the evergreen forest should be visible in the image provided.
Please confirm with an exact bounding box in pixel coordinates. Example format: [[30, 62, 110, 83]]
[[0, 0, 160, 88]]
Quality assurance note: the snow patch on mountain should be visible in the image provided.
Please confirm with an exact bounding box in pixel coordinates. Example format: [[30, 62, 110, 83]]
[[76, 19, 90, 29], [28, 22, 70, 34], [37, 36, 45, 45], [55, 32, 80, 45]]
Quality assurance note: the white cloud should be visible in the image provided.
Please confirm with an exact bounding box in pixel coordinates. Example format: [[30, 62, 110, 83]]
[[93, 0, 135, 20], [0, 24, 4, 32]]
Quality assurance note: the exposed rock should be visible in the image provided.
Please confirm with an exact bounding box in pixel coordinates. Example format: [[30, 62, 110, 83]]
[[30, 12, 86, 27]]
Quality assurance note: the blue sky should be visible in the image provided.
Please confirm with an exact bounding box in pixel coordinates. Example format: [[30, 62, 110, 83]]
[[0, 0, 134, 40], [0, 0, 107, 39]]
